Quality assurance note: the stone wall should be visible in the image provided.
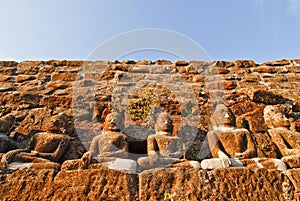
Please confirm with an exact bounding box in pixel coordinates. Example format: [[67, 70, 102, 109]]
[[139, 167, 297, 201], [0, 166, 139, 201], [1, 59, 300, 200], [0, 167, 298, 200]]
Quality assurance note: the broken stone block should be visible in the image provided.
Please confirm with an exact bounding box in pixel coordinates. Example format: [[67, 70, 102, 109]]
[[61, 152, 92, 170], [201, 158, 244, 170], [14, 108, 51, 135], [44, 113, 68, 134], [0, 114, 14, 134], [104, 158, 137, 174], [242, 158, 287, 171], [0, 134, 18, 153], [286, 168, 300, 198], [251, 90, 287, 105]]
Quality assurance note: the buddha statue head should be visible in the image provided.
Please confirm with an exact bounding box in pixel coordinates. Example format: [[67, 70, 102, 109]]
[[155, 112, 173, 135], [211, 104, 235, 128], [264, 106, 290, 128], [103, 112, 124, 132]]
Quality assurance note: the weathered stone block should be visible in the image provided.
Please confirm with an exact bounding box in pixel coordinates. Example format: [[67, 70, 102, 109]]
[[234, 60, 257, 68], [0, 61, 18, 67], [251, 90, 287, 105], [260, 59, 291, 66]]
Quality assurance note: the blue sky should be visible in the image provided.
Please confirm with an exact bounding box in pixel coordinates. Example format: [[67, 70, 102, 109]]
[[0, 0, 300, 63]]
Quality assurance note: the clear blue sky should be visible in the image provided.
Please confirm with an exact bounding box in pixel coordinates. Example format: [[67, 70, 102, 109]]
[[0, 0, 300, 63]]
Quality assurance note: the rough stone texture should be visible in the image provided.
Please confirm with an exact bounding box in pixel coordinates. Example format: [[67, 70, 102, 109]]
[[139, 167, 294, 201], [0, 59, 300, 200], [286, 168, 300, 195], [0, 169, 56, 200], [0, 166, 138, 201], [8, 166, 275, 201]]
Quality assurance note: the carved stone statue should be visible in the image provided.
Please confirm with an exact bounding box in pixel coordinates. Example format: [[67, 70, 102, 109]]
[[201, 104, 287, 171], [89, 112, 129, 160], [1, 132, 73, 170], [264, 105, 300, 168], [201, 104, 257, 169], [137, 112, 183, 171], [88, 112, 137, 173]]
